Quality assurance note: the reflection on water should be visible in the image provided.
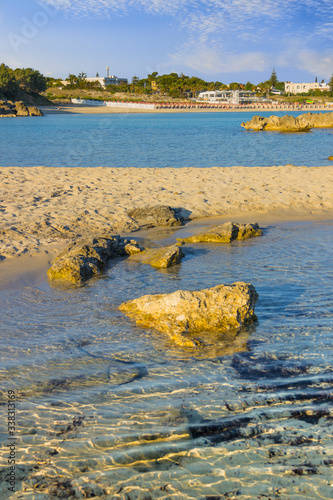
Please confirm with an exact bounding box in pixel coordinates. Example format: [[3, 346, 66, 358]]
[[0, 220, 332, 499]]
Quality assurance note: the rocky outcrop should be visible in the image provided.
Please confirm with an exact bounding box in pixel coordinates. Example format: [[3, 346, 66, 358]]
[[47, 236, 142, 284], [119, 282, 258, 347], [0, 99, 43, 117], [241, 112, 333, 132], [129, 244, 184, 268], [127, 205, 184, 228], [0, 100, 16, 117], [178, 222, 262, 244], [28, 105, 43, 116]]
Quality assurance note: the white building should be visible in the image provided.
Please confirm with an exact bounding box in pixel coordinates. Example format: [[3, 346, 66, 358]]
[[86, 76, 128, 87], [285, 81, 330, 94], [197, 89, 258, 103]]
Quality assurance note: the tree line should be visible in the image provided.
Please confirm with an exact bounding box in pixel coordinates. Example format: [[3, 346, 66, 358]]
[[1, 63, 333, 99], [45, 68, 294, 97], [0, 63, 47, 98]]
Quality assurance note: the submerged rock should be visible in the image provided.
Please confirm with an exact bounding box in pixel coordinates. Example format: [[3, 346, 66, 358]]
[[127, 205, 184, 228], [129, 244, 184, 268], [241, 112, 333, 132], [119, 282, 258, 347], [47, 236, 142, 284], [178, 222, 262, 244]]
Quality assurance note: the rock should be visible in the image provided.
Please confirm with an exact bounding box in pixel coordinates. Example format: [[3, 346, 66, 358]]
[[28, 106, 43, 116], [119, 282, 258, 347], [241, 112, 333, 132], [124, 242, 142, 255], [302, 112, 333, 128], [0, 99, 43, 118], [127, 205, 183, 228], [47, 236, 142, 284], [328, 155, 333, 161], [129, 244, 184, 268], [0, 99, 16, 117], [15, 101, 29, 117], [178, 222, 262, 244]]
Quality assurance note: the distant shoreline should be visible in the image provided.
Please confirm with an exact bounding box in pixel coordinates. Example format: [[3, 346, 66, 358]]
[[40, 103, 332, 115]]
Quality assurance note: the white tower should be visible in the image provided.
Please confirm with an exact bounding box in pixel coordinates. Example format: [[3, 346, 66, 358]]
[[106, 66, 109, 77]]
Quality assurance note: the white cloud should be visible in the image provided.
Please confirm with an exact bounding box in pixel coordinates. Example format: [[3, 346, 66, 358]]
[[40, 0, 188, 16], [39, 0, 333, 80], [171, 46, 267, 75], [40, 0, 333, 20], [39, 0, 333, 53], [278, 49, 333, 79]]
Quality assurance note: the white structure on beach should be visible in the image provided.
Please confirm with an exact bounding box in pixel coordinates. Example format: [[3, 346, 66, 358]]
[[71, 98, 154, 109], [197, 89, 259, 103], [285, 81, 330, 94]]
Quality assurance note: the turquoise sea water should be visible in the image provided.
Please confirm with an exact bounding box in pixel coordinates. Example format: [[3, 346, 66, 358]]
[[0, 111, 333, 168], [0, 112, 333, 498], [0, 220, 333, 499]]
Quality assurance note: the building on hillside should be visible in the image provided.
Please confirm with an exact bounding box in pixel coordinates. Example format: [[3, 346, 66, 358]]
[[150, 81, 158, 91], [197, 89, 259, 103], [86, 76, 128, 87], [285, 81, 330, 94]]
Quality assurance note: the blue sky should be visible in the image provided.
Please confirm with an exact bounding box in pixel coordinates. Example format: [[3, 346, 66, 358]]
[[1, 0, 333, 84]]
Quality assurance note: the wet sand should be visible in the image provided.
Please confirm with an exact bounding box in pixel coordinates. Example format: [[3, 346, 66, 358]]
[[0, 165, 332, 281]]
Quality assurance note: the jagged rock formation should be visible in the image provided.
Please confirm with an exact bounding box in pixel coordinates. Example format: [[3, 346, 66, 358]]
[[241, 112, 333, 132], [47, 236, 142, 284], [127, 205, 184, 228], [119, 282, 258, 347], [129, 244, 184, 268], [0, 99, 43, 117], [178, 222, 262, 244]]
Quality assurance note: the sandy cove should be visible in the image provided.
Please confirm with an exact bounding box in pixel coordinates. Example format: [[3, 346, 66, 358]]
[[0, 165, 332, 268], [40, 104, 331, 114]]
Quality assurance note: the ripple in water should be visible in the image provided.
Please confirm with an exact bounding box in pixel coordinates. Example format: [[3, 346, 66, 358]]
[[0, 220, 332, 499]]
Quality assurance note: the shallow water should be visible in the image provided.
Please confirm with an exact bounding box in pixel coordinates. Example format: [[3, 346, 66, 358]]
[[1, 111, 333, 168], [0, 219, 332, 499]]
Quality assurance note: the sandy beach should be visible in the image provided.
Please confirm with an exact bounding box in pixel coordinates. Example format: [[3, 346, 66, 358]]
[[40, 103, 331, 114], [0, 165, 332, 269]]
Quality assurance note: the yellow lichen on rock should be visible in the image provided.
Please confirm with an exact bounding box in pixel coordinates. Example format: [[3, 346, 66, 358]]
[[178, 222, 261, 244], [129, 244, 184, 268], [119, 282, 259, 347], [47, 236, 142, 284], [241, 112, 333, 132]]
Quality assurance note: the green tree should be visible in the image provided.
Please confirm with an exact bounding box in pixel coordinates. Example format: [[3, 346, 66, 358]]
[[270, 68, 278, 87], [0, 63, 18, 98], [67, 74, 77, 84], [130, 76, 141, 92], [229, 82, 240, 90], [77, 72, 87, 82], [244, 81, 255, 91], [14, 67, 46, 93]]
